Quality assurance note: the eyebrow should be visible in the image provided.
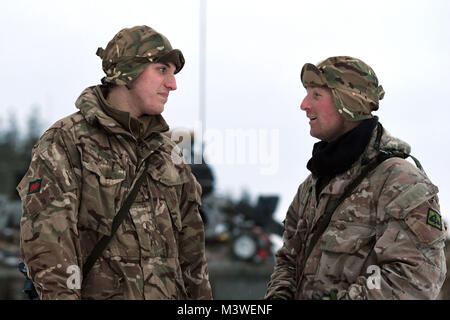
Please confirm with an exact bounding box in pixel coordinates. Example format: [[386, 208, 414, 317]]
[[156, 62, 176, 71], [155, 61, 170, 67]]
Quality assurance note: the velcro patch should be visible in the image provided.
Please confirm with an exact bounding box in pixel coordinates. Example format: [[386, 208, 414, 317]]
[[427, 208, 442, 231], [27, 179, 42, 195]]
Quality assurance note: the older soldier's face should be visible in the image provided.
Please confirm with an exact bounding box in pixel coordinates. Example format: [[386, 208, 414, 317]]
[[127, 62, 177, 117], [300, 86, 347, 142]]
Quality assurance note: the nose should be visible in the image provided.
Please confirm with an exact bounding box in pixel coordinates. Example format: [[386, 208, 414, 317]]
[[165, 74, 177, 91], [300, 96, 309, 111]]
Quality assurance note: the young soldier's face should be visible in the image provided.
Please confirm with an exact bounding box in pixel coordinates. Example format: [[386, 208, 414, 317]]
[[128, 62, 177, 117], [300, 86, 348, 142]]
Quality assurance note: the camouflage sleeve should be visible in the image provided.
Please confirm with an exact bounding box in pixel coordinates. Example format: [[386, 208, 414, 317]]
[[339, 161, 447, 300], [17, 128, 82, 300], [178, 171, 213, 300], [265, 183, 307, 300]]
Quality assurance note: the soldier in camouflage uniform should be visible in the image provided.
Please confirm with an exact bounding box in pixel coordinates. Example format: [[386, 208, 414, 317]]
[[17, 25, 212, 299], [265, 56, 447, 300]]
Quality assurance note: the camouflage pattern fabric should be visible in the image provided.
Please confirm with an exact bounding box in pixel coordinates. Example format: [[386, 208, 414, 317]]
[[301, 56, 385, 121], [17, 86, 212, 300], [265, 125, 447, 300], [96, 25, 185, 86]]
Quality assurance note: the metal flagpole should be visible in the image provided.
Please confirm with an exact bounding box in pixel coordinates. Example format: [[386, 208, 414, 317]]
[[197, 0, 207, 164]]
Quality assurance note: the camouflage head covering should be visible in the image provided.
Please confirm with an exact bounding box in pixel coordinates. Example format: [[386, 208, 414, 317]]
[[96, 25, 185, 86], [301, 56, 385, 121]]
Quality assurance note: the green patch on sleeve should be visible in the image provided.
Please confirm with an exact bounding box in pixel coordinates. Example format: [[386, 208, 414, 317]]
[[427, 208, 442, 231]]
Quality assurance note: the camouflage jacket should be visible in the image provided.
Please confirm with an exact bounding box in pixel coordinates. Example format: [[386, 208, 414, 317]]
[[266, 124, 447, 300], [17, 86, 212, 300]]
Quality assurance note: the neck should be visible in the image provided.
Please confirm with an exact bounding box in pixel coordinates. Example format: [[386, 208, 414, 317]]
[[307, 117, 379, 178], [327, 120, 362, 142], [106, 85, 140, 117]]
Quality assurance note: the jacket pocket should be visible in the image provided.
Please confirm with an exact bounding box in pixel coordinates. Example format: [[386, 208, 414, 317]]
[[78, 156, 126, 237], [81, 258, 125, 299], [320, 223, 375, 253], [148, 160, 186, 233], [144, 161, 188, 259], [317, 222, 376, 283]]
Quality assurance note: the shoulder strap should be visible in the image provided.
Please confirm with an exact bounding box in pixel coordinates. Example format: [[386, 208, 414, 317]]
[[374, 122, 426, 174], [82, 158, 151, 281]]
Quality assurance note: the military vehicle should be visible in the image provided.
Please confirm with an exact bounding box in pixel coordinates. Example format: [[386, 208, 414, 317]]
[[189, 149, 283, 300]]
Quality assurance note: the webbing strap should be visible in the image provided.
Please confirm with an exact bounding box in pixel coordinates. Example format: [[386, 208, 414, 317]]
[[303, 157, 382, 262]]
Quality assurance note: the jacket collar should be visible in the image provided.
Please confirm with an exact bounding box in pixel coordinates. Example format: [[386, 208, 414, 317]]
[[75, 85, 169, 141], [307, 117, 379, 178], [314, 121, 412, 197]]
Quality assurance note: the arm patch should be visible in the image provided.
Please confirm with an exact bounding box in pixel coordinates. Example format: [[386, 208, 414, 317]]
[[404, 200, 446, 244], [426, 208, 442, 231]]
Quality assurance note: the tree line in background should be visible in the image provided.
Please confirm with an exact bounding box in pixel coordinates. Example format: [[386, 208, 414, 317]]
[[0, 107, 43, 201]]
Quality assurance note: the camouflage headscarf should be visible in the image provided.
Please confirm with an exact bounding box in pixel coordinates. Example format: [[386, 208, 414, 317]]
[[301, 56, 385, 121], [96, 25, 185, 86]]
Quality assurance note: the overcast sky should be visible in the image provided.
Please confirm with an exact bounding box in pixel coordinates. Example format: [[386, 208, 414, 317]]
[[1, 0, 450, 226]]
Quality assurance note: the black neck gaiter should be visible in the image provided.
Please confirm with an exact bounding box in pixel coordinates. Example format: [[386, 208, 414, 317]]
[[306, 117, 378, 178]]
